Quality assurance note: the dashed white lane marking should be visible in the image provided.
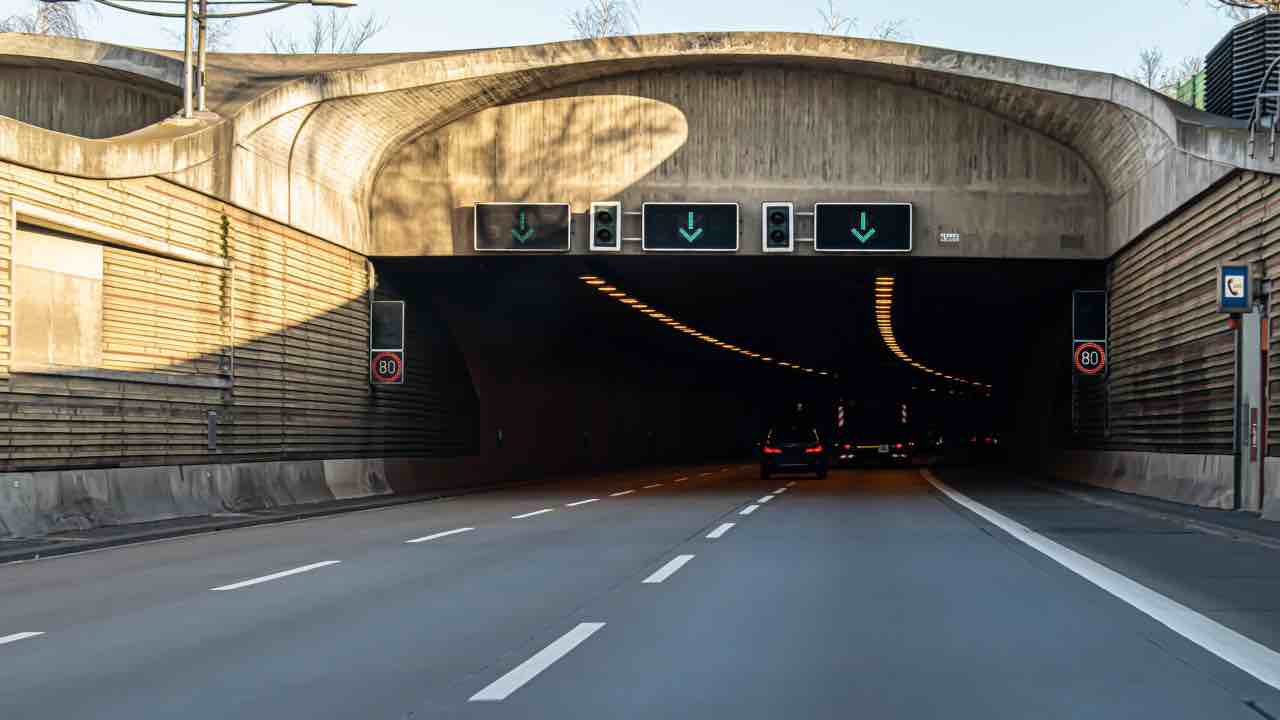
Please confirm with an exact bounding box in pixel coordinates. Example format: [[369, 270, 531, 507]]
[[739, 504, 760, 516], [700, 472, 714, 477], [772, 487, 788, 495], [786, 481, 797, 487], [921, 468, 1280, 692], [644, 483, 663, 489], [720, 468, 730, 472], [643, 554, 695, 584], [707, 523, 735, 539], [566, 498, 599, 507], [512, 508, 554, 519], [406, 527, 474, 544], [609, 490, 636, 497], [0, 632, 44, 646], [674, 476, 688, 483], [757, 495, 774, 503], [211, 561, 341, 591], [469, 622, 606, 702]]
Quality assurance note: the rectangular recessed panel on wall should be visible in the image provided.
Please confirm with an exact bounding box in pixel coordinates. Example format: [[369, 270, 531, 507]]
[[473, 203, 571, 252], [642, 203, 739, 252], [814, 203, 912, 253]]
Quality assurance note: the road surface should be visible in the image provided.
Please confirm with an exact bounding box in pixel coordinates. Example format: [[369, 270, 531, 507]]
[[2, 464, 1278, 719]]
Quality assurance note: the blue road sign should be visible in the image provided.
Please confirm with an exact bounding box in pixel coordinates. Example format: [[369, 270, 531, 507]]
[[1218, 264, 1250, 314]]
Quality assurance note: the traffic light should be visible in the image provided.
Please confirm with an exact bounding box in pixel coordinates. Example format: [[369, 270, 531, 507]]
[[590, 201, 622, 252], [762, 202, 793, 252]]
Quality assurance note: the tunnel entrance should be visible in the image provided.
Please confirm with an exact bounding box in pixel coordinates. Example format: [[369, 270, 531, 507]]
[[374, 256, 1104, 474]]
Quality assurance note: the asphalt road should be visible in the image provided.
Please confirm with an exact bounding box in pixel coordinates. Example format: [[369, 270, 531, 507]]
[[2, 463, 1279, 719]]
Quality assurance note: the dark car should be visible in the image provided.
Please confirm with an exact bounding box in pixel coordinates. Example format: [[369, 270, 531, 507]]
[[761, 425, 828, 479]]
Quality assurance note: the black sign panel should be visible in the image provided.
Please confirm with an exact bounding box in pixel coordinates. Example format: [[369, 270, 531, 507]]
[[642, 203, 739, 251], [1073, 290, 1107, 342], [371, 300, 404, 351], [474, 203, 571, 252], [814, 203, 912, 252]]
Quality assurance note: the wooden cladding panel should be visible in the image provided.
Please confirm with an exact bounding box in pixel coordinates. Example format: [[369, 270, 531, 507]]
[[1107, 171, 1277, 455], [0, 162, 479, 471]]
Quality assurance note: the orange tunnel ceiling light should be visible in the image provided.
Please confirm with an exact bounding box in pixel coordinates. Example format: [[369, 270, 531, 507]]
[[873, 278, 992, 392], [580, 275, 835, 379]]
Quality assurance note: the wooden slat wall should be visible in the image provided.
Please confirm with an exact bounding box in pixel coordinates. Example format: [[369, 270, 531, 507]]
[[1105, 171, 1273, 455], [0, 161, 477, 471]]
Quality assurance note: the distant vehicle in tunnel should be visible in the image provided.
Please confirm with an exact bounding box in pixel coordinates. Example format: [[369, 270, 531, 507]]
[[831, 436, 913, 467], [760, 425, 828, 479]]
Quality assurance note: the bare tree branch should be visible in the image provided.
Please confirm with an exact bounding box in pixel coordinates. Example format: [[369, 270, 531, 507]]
[[266, 9, 387, 53], [0, 0, 93, 38], [164, 20, 235, 52], [816, 0, 855, 35], [816, 2, 910, 39], [1130, 46, 1167, 88], [568, 0, 640, 39]]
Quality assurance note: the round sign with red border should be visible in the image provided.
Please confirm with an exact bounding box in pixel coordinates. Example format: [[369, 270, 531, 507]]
[[1074, 342, 1106, 376], [370, 351, 403, 384]]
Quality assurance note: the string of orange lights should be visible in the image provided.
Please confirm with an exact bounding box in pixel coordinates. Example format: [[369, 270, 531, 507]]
[[579, 275, 835, 379], [873, 275, 992, 392]]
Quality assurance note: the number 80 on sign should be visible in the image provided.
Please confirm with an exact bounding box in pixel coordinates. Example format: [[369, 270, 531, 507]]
[[1073, 342, 1106, 376], [370, 350, 404, 385]]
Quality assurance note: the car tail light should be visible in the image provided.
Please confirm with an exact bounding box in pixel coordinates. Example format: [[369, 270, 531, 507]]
[[984, 436, 994, 445], [894, 443, 903, 450], [804, 445, 824, 454], [841, 443, 852, 450], [909, 441, 916, 448], [970, 436, 977, 443], [763, 446, 782, 454]]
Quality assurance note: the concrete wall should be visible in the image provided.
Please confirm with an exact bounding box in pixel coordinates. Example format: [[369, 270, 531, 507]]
[[1051, 449, 1235, 509], [0, 65, 178, 138], [371, 66, 1106, 259]]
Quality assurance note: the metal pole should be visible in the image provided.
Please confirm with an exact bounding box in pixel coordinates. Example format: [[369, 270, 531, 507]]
[[182, 0, 194, 118], [196, 0, 209, 112]]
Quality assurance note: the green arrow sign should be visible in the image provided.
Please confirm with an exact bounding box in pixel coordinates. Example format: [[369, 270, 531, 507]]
[[851, 211, 876, 244], [511, 210, 534, 244], [678, 211, 704, 243]]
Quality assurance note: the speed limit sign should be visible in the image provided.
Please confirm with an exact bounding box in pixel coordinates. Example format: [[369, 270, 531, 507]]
[[1073, 341, 1106, 376], [370, 350, 404, 384]]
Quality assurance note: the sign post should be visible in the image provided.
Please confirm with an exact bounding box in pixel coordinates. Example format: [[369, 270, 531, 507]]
[[1218, 263, 1260, 510], [1072, 290, 1107, 378]]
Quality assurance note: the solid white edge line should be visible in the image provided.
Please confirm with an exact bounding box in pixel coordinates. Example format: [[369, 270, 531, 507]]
[[786, 481, 797, 487], [772, 487, 788, 495], [674, 477, 688, 483], [512, 508, 554, 519], [469, 622, 606, 702], [920, 468, 1280, 692], [566, 498, 599, 507], [211, 560, 341, 591], [739, 504, 759, 516], [643, 554, 695, 583], [644, 483, 663, 489], [707, 522, 735, 539], [757, 495, 774, 503], [406, 527, 475, 544], [0, 632, 44, 646], [609, 490, 636, 497], [700, 472, 713, 477]]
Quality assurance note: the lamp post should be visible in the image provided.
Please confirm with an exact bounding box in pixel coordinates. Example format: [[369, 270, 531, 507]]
[[39, 0, 358, 118]]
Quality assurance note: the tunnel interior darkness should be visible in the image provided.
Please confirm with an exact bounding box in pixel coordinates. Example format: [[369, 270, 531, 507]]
[[376, 256, 1104, 473]]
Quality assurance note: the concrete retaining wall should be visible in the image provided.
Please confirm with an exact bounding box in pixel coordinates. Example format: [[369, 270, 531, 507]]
[[0, 459, 394, 539], [1050, 449, 1235, 510]]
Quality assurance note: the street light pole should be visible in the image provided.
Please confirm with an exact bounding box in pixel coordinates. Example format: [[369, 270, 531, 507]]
[[182, 0, 193, 118], [197, 0, 209, 112]]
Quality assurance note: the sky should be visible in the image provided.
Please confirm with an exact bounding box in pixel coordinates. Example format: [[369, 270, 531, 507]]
[[0, 0, 1251, 78]]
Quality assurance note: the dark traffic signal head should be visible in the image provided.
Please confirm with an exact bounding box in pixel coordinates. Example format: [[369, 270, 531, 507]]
[[762, 202, 793, 252], [590, 201, 622, 252]]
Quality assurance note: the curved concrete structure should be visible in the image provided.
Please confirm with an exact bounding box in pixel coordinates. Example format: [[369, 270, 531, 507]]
[[0, 31, 1268, 257]]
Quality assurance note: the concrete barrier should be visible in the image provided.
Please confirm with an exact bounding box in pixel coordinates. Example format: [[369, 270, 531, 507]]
[[0, 457, 410, 539], [1050, 449, 1234, 510]]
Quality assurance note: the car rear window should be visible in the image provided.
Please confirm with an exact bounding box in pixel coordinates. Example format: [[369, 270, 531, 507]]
[[770, 427, 819, 444]]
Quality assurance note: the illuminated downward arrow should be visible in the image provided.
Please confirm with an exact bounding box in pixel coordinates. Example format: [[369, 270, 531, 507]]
[[512, 210, 535, 244], [678, 211, 704, 243], [851, 211, 876, 244]]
